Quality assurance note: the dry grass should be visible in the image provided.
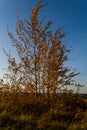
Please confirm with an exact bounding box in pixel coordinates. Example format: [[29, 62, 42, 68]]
[[0, 92, 86, 130]]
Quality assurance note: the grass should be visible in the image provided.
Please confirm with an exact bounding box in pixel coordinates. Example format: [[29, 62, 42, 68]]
[[0, 92, 87, 130], [67, 110, 87, 130]]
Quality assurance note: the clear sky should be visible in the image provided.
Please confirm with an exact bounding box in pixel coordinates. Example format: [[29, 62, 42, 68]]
[[0, 0, 87, 93]]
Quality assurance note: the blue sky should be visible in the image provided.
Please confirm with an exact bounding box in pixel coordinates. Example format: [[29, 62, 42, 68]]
[[0, 0, 87, 93]]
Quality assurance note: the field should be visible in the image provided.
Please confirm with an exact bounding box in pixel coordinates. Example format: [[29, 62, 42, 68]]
[[0, 92, 87, 130]]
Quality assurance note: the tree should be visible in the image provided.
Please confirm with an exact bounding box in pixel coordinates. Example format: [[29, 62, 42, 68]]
[[3, 1, 79, 100]]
